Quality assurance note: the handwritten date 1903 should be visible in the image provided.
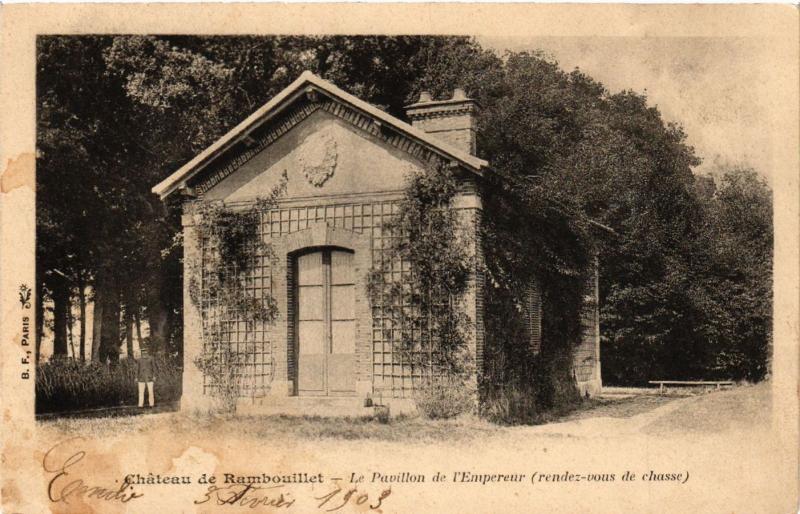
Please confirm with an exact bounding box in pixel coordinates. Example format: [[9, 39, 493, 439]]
[[194, 482, 391, 512], [315, 483, 391, 512]]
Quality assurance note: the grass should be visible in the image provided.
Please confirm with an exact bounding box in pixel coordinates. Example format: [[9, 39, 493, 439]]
[[43, 385, 771, 441], [221, 413, 504, 442], [44, 410, 504, 442], [36, 356, 182, 414], [41, 390, 689, 442]]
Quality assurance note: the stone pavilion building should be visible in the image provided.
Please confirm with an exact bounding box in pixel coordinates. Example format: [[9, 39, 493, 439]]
[[152, 72, 601, 414]]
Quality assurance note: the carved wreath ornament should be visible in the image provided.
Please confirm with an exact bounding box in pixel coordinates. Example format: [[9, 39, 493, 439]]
[[298, 132, 338, 187]]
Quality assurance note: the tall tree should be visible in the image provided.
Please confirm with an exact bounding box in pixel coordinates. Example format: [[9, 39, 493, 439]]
[[698, 167, 772, 380], [50, 275, 69, 358], [77, 277, 87, 361]]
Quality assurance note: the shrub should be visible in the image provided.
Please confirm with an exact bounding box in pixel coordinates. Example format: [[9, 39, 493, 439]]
[[481, 346, 581, 425], [481, 380, 583, 426], [373, 405, 391, 424], [35, 355, 182, 414], [193, 341, 255, 413], [481, 385, 540, 425], [414, 375, 475, 420]]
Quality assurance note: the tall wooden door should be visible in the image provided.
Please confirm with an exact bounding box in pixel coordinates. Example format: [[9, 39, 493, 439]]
[[296, 249, 356, 396]]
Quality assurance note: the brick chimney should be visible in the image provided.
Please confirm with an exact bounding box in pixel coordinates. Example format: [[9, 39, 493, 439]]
[[405, 88, 479, 155]]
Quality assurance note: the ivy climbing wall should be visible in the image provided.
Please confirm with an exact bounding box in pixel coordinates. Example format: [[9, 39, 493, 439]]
[[197, 197, 480, 398]]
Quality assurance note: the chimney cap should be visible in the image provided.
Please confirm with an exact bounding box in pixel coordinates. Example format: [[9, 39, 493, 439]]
[[452, 88, 468, 100], [404, 90, 479, 110]]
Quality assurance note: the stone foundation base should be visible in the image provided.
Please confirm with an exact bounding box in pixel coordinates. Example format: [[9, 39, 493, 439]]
[[235, 396, 417, 417], [577, 378, 603, 398], [356, 380, 373, 397], [267, 380, 293, 397], [180, 393, 214, 413]]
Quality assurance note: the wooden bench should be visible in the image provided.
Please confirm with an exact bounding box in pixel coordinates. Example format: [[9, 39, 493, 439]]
[[648, 380, 734, 394]]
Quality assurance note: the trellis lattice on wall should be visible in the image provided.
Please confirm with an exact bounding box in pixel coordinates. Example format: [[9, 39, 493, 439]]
[[199, 229, 275, 398], [198, 198, 452, 398], [261, 199, 430, 396]]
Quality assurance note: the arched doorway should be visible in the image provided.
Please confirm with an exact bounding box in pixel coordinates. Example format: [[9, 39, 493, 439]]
[[295, 248, 356, 396]]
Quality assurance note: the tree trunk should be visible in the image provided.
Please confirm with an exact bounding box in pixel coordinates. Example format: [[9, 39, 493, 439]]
[[124, 305, 134, 358], [146, 236, 182, 359], [91, 286, 103, 362], [134, 310, 143, 348], [67, 297, 76, 359], [99, 282, 121, 364], [78, 281, 86, 362], [51, 277, 69, 358], [148, 301, 168, 357]]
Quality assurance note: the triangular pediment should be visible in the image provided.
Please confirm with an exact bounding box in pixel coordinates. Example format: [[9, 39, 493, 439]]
[[152, 71, 488, 200], [203, 107, 426, 201]]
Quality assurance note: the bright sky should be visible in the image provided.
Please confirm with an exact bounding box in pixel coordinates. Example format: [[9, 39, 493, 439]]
[[480, 36, 775, 180]]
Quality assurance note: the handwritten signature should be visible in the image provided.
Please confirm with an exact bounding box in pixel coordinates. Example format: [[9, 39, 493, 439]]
[[42, 437, 144, 505], [42, 437, 393, 512]]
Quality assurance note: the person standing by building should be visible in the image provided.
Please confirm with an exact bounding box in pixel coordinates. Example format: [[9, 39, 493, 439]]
[[137, 347, 155, 408]]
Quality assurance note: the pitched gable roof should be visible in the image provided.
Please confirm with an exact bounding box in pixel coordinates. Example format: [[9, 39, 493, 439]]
[[152, 71, 489, 200]]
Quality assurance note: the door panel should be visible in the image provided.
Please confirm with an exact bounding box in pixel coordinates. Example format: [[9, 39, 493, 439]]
[[298, 353, 325, 393], [330, 285, 355, 319], [330, 251, 354, 284], [298, 321, 325, 354], [297, 252, 325, 394], [298, 286, 324, 320], [297, 319, 325, 393], [331, 320, 356, 354], [328, 255, 355, 393], [296, 248, 356, 396], [297, 252, 323, 285], [328, 353, 356, 393]]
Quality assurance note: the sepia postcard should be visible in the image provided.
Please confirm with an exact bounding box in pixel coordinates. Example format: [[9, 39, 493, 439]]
[[1, 4, 798, 513]]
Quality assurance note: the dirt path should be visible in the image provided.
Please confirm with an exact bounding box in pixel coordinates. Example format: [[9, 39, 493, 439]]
[[502, 383, 771, 440]]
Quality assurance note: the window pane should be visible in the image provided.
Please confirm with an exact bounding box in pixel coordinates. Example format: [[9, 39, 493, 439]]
[[298, 286, 324, 320], [330, 250, 354, 284], [297, 251, 323, 285], [331, 321, 355, 354], [298, 321, 325, 355], [330, 285, 354, 320]]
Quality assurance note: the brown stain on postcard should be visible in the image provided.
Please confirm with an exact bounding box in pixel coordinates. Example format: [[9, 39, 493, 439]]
[[1, 153, 35, 193]]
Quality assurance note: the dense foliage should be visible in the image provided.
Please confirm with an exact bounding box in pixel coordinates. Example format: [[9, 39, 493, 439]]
[[37, 35, 772, 410], [479, 169, 594, 421], [365, 161, 477, 417], [602, 168, 772, 383], [187, 177, 286, 324], [187, 177, 286, 411], [455, 52, 771, 386], [367, 162, 473, 377], [36, 356, 182, 414]]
